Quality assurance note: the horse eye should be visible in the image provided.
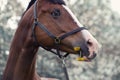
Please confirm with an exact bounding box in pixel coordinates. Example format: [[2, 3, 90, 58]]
[[51, 9, 61, 18]]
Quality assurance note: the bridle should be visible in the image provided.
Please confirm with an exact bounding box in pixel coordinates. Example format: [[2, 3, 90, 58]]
[[32, 1, 86, 80], [32, 1, 86, 58]]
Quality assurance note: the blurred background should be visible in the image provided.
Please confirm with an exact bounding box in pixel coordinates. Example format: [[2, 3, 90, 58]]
[[0, 0, 120, 80]]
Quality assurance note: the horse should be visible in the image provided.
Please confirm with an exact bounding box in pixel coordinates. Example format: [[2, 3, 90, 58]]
[[3, 0, 99, 80]]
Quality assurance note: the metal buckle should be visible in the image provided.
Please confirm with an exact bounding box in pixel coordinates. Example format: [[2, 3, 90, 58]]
[[54, 37, 61, 44]]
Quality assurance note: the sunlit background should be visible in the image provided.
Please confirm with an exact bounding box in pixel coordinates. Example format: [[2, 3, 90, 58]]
[[0, 0, 120, 80]]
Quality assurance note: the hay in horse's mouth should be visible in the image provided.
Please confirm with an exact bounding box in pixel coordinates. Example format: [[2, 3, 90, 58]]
[[48, 44, 97, 61]]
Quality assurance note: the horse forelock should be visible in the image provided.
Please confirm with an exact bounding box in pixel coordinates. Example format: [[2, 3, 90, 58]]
[[48, 0, 66, 5]]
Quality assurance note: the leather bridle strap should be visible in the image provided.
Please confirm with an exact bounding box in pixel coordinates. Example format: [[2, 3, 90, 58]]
[[59, 27, 86, 40]]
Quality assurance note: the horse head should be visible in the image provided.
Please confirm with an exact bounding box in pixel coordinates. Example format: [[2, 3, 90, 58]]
[[30, 0, 99, 61]]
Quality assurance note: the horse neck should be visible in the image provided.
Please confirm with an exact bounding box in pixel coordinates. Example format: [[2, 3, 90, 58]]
[[13, 45, 38, 80], [3, 7, 39, 80]]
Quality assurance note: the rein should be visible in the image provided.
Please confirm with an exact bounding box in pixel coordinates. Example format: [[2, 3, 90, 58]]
[[32, 1, 86, 80]]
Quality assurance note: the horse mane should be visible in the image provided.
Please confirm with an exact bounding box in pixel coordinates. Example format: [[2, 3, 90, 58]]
[[26, 0, 65, 12], [48, 0, 66, 5]]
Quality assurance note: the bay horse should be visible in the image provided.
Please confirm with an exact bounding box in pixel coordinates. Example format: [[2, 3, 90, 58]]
[[3, 0, 99, 80]]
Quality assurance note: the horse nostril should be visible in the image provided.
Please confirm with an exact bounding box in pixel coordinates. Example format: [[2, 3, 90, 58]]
[[87, 39, 93, 46]]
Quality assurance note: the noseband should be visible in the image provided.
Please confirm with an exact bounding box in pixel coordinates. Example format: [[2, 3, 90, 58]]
[[32, 1, 86, 80]]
